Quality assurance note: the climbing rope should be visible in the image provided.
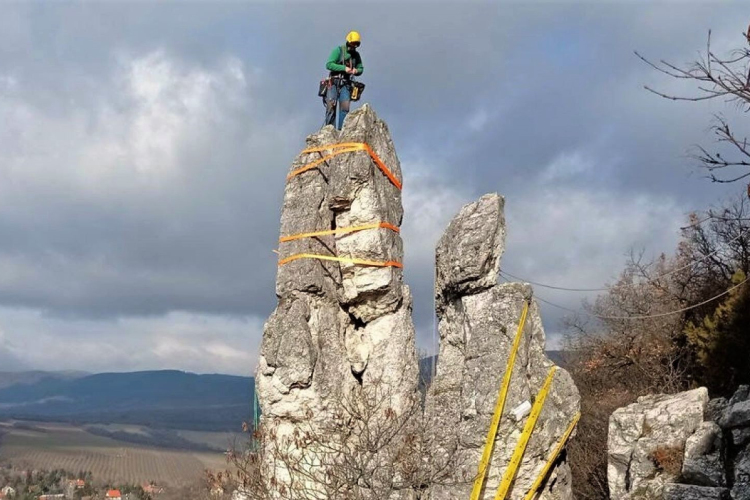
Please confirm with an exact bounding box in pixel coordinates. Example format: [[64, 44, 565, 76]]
[[526, 273, 750, 320], [502, 220, 750, 293]]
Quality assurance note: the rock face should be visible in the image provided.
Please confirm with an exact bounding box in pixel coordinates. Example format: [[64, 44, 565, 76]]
[[424, 194, 581, 500], [663, 484, 731, 500], [256, 105, 419, 498], [607, 388, 709, 499], [607, 385, 750, 500], [726, 386, 750, 500], [682, 421, 726, 487]]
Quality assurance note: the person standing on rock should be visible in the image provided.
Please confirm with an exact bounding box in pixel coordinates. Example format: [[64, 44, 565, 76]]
[[323, 31, 364, 130]]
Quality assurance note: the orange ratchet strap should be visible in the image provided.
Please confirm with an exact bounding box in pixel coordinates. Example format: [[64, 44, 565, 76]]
[[279, 222, 400, 243], [287, 142, 403, 190], [278, 253, 403, 269]]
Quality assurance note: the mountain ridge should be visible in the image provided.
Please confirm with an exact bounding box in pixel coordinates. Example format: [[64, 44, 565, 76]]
[[0, 369, 254, 432]]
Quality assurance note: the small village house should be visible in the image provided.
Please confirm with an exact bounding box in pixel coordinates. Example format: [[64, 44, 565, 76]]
[[105, 489, 122, 500]]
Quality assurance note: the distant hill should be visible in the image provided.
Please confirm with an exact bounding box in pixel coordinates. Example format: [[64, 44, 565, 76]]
[[0, 370, 88, 390], [0, 370, 253, 432], [0, 353, 567, 431]]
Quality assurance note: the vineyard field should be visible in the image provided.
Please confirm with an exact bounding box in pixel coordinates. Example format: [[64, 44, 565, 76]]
[[0, 422, 229, 486]]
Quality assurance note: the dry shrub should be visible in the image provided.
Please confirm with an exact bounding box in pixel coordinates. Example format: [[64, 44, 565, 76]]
[[650, 446, 684, 477]]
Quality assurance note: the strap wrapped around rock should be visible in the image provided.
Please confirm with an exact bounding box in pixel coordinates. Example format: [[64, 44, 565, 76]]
[[288, 142, 403, 190]]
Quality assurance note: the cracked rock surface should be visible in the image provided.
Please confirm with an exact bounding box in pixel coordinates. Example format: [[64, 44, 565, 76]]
[[608, 384, 750, 500], [424, 194, 580, 500], [256, 105, 418, 498], [607, 388, 708, 499]]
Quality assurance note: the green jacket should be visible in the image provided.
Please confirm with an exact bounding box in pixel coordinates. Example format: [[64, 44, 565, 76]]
[[326, 45, 364, 77]]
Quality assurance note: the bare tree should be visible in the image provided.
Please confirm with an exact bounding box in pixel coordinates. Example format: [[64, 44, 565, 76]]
[[563, 194, 750, 499], [223, 375, 467, 500], [637, 25, 750, 183], [563, 252, 695, 500]]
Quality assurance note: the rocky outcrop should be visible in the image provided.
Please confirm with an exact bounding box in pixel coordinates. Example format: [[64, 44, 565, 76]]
[[256, 105, 419, 498], [424, 194, 580, 500], [663, 484, 731, 500], [607, 388, 709, 499], [725, 386, 750, 500], [254, 109, 582, 499], [682, 421, 726, 487], [608, 385, 750, 500]]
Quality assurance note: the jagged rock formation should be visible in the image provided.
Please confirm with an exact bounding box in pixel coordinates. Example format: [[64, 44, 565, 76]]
[[256, 105, 419, 498], [607, 385, 750, 500], [607, 388, 709, 499], [423, 194, 581, 500]]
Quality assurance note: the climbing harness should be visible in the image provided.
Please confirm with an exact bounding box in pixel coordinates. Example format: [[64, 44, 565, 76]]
[[277, 142, 403, 269], [471, 298, 579, 500], [320, 44, 365, 121]]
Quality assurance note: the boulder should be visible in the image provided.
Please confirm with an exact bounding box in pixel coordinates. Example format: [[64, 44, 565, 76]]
[[732, 427, 750, 447], [663, 484, 730, 500], [681, 421, 726, 487], [706, 397, 729, 424], [720, 400, 750, 430], [434, 193, 505, 308], [607, 387, 709, 500], [733, 446, 750, 500]]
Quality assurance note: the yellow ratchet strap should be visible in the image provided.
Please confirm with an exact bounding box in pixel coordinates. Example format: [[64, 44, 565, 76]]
[[470, 299, 531, 500], [279, 222, 399, 243], [287, 142, 403, 190], [523, 412, 581, 500], [277, 253, 403, 269], [494, 366, 558, 500]]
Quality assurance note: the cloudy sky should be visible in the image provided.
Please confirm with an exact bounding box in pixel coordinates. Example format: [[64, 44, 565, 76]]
[[0, 1, 748, 375]]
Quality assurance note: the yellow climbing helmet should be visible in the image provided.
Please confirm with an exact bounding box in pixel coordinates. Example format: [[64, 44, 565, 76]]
[[346, 31, 361, 45]]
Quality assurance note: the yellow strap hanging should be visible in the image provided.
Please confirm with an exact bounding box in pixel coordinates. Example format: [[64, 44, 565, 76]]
[[470, 299, 530, 500], [288, 142, 403, 190], [277, 252, 403, 269], [279, 222, 400, 243], [523, 412, 581, 500], [494, 366, 558, 500]]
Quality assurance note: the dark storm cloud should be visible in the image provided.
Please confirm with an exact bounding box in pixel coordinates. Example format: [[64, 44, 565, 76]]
[[0, 1, 748, 372]]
